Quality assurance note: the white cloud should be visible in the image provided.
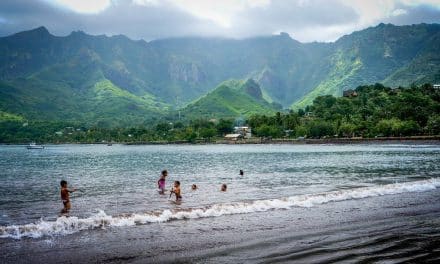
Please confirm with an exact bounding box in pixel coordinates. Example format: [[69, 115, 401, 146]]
[[247, 0, 272, 8], [171, 0, 271, 27], [45, 0, 112, 14], [311, 0, 439, 41], [1, 0, 439, 42], [400, 0, 440, 8], [292, 24, 358, 42], [132, 0, 160, 6], [338, 0, 439, 24], [392, 8, 408, 16]]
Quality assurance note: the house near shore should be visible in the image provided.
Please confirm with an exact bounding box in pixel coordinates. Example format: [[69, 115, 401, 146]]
[[390, 87, 402, 94], [343, 89, 358, 97], [224, 134, 243, 141], [284, 129, 294, 137], [234, 126, 252, 138], [434, 84, 440, 89]]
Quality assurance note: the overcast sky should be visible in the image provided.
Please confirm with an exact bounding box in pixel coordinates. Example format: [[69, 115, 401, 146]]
[[1, 0, 439, 42]]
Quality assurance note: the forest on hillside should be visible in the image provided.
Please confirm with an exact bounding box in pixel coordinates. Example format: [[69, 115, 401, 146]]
[[250, 83, 440, 138], [1, 83, 439, 143], [1, 24, 439, 124]]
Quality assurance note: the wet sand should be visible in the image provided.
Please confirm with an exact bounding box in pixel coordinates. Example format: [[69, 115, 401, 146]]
[[2, 189, 440, 264]]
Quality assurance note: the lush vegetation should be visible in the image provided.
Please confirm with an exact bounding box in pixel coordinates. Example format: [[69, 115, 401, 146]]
[[1, 24, 439, 126], [0, 118, 236, 144], [181, 79, 281, 119], [294, 23, 440, 109], [249, 83, 440, 138], [2, 83, 439, 143]]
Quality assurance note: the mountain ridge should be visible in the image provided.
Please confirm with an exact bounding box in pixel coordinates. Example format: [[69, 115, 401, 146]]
[[0, 23, 439, 125], [181, 79, 280, 119]]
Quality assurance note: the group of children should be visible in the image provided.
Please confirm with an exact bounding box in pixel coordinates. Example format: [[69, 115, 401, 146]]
[[60, 169, 242, 212], [157, 170, 182, 201], [157, 169, 233, 201]]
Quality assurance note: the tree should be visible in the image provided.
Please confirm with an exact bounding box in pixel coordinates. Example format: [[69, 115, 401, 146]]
[[216, 119, 233, 135], [338, 122, 356, 137], [426, 115, 440, 135], [375, 119, 396, 137], [306, 121, 335, 138], [283, 113, 300, 130], [295, 125, 308, 137], [254, 124, 282, 138], [312, 95, 337, 118], [334, 98, 353, 122], [199, 127, 217, 141], [184, 127, 197, 143], [155, 122, 172, 133]]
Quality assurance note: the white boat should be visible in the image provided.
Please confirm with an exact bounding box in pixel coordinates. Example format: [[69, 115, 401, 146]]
[[26, 142, 45, 149]]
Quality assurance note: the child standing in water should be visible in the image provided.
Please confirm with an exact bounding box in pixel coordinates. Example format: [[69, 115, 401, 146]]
[[157, 170, 168, 194], [60, 180, 76, 213], [170, 181, 182, 201]]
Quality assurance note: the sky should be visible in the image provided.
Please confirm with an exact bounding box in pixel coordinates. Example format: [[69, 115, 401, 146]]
[[0, 0, 439, 42]]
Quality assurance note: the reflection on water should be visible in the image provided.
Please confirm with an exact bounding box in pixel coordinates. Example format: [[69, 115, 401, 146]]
[[0, 144, 439, 226]]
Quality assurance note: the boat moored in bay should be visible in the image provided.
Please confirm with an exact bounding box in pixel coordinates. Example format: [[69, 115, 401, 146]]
[[26, 142, 45, 149]]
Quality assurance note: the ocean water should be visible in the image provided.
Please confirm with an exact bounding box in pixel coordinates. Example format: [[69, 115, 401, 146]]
[[1, 144, 440, 263]]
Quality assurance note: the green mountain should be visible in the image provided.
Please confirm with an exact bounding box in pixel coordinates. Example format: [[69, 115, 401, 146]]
[[0, 23, 439, 125], [0, 27, 169, 125], [181, 79, 281, 119], [293, 23, 440, 108]]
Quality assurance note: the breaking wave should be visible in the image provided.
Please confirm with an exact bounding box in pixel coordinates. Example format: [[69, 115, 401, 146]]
[[1, 178, 439, 239]]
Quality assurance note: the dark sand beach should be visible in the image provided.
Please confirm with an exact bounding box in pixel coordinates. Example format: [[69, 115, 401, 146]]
[[2, 188, 439, 263]]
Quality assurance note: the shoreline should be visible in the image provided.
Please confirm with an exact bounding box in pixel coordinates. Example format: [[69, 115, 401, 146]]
[[1, 135, 440, 146], [2, 188, 439, 263]]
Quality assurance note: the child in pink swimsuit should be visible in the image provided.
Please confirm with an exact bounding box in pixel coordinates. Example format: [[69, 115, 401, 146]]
[[157, 170, 168, 194]]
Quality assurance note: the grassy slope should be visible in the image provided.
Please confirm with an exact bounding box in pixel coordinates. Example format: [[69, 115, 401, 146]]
[[0, 111, 24, 121], [182, 80, 278, 119], [383, 32, 440, 87], [0, 76, 166, 125], [293, 50, 363, 109], [83, 79, 166, 120], [292, 24, 440, 110], [0, 48, 169, 126]]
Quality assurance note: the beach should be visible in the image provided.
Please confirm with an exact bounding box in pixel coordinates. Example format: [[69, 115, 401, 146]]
[[1, 144, 440, 263], [2, 188, 439, 263]]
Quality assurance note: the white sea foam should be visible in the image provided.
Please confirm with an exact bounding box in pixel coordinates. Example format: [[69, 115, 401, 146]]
[[1, 178, 439, 239]]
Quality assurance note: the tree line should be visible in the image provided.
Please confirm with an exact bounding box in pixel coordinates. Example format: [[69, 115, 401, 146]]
[[249, 83, 440, 138], [0, 118, 235, 143], [1, 83, 439, 143]]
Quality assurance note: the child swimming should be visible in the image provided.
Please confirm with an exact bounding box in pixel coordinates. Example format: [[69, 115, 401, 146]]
[[157, 170, 168, 194], [191, 184, 197, 190], [170, 181, 182, 201], [60, 180, 76, 213], [221, 183, 227, 192]]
